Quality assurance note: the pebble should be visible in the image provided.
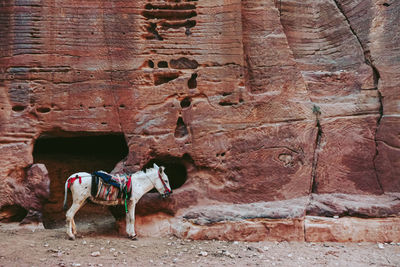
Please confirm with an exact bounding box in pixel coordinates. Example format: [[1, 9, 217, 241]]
[[44, 243, 49, 247], [255, 247, 264, 253], [91, 251, 101, 257], [199, 251, 208, 257], [263, 246, 269, 251], [378, 243, 385, 249], [82, 241, 87, 245], [52, 251, 63, 257], [233, 241, 239, 245], [110, 248, 116, 252], [224, 251, 235, 258]]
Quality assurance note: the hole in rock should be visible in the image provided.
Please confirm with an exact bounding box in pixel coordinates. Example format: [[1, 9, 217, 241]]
[[36, 107, 51, 113], [383, 3, 390, 7], [219, 101, 236, 106], [142, 10, 197, 20], [148, 60, 155, 68], [0, 205, 28, 223], [188, 73, 197, 89], [12, 105, 26, 112], [157, 61, 168, 68], [145, 22, 163, 40], [142, 155, 191, 191], [174, 117, 188, 138], [33, 133, 128, 229], [160, 20, 196, 30], [154, 72, 180, 86], [145, 3, 196, 10], [180, 97, 191, 108], [170, 57, 198, 69]]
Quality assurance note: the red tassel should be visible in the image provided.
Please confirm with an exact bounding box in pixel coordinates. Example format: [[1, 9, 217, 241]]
[[67, 175, 82, 189]]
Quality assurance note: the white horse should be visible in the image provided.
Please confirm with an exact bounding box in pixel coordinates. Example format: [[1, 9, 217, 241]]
[[63, 164, 172, 240]]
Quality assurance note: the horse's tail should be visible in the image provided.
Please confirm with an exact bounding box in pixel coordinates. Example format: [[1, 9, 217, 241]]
[[63, 177, 71, 210]]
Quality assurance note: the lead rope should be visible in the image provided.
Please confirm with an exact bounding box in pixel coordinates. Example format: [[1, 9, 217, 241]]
[[124, 175, 131, 213], [124, 189, 128, 213]]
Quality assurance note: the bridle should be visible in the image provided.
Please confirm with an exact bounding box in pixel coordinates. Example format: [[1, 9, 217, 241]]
[[158, 168, 172, 197], [146, 168, 172, 198]]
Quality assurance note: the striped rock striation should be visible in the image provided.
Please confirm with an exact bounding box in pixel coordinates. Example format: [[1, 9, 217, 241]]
[[0, 0, 399, 241]]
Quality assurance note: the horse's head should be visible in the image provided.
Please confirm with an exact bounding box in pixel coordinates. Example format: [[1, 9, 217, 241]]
[[152, 163, 172, 198]]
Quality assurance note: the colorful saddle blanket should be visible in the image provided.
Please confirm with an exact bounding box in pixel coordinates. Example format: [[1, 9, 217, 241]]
[[91, 171, 132, 201]]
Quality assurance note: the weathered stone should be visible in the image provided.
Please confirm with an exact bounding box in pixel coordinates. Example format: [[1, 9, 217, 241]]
[[0, 163, 50, 223], [182, 197, 308, 225], [0, 0, 398, 241], [305, 216, 400, 242], [173, 218, 304, 242], [307, 193, 400, 218], [314, 116, 382, 194]]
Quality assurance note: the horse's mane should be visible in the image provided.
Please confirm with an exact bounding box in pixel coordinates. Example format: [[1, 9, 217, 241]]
[[131, 167, 156, 178]]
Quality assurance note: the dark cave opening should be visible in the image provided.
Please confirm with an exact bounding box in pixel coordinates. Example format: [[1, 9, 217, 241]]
[[33, 133, 128, 229], [0, 205, 28, 223], [142, 155, 190, 191]]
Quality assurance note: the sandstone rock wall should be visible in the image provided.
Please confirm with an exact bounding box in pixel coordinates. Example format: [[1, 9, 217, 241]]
[[0, 0, 399, 239]]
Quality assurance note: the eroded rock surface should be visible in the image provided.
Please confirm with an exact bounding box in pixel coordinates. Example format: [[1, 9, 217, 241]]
[[0, 163, 50, 223], [0, 0, 399, 240]]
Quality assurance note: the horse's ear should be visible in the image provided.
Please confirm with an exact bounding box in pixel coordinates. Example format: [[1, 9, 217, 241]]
[[161, 166, 165, 172], [153, 163, 159, 169]]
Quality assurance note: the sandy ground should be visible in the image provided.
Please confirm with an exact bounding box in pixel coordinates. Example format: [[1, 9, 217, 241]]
[[1, 217, 400, 267]]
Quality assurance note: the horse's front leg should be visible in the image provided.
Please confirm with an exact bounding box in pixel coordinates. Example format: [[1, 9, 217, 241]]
[[126, 200, 137, 240]]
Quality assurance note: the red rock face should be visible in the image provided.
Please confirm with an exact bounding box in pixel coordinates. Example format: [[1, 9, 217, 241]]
[[0, 0, 399, 241]]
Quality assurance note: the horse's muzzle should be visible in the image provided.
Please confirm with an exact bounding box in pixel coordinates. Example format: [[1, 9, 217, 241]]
[[162, 191, 172, 198]]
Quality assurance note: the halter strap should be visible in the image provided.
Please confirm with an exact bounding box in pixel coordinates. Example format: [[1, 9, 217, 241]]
[[158, 168, 171, 193], [144, 168, 171, 194]]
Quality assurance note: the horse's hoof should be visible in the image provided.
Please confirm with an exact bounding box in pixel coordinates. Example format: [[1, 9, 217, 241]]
[[129, 235, 137, 241], [68, 235, 75, 241]]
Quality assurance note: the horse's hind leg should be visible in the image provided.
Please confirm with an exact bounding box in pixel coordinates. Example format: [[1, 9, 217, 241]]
[[66, 200, 85, 240], [71, 217, 77, 235]]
